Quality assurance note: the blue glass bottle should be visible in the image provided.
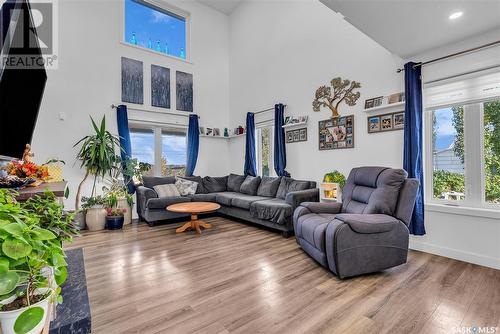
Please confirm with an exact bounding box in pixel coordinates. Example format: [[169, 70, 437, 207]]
[[180, 47, 185, 59], [131, 32, 137, 45], [164, 42, 169, 55], [155, 40, 161, 52], [148, 39, 152, 49]]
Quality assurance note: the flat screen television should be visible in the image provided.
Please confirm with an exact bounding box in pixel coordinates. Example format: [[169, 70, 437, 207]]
[[0, 0, 47, 160]]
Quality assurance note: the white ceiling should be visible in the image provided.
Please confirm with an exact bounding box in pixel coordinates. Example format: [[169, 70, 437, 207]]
[[319, 0, 500, 58], [196, 0, 244, 15]]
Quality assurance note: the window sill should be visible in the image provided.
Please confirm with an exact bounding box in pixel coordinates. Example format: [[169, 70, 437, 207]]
[[425, 203, 500, 220], [120, 42, 193, 64]]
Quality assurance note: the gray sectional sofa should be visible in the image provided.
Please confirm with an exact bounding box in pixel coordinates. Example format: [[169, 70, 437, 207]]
[[136, 174, 319, 236], [294, 166, 418, 278]]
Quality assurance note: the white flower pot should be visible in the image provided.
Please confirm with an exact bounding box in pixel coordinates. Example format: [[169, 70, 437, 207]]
[[0, 288, 52, 334], [72, 211, 86, 230], [85, 206, 107, 231], [117, 199, 132, 225]]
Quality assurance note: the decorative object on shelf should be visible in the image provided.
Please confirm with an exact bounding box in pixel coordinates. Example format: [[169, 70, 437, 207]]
[[151, 64, 170, 109], [121, 57, 143, 104], [0, 175, 35, 189], [4, 160, 49, 187], [364, 96, 384, 109], [284, 115, 308, 127], [21, 143, 34, 162], [213, 128, 221, 136], [286, 128, 307, 143], [313, 77, 361, 118], [284, 116, 292, 125], [44, 159, 65, 182], [105, 207, 126, 230], [224, 128, 229, 137], [176, 71, 193, 112], [206, 128, 213, 136], [367, 111, 405, 133], [321, 170, 346, 202], [318, 115, 354, 150], [365, 92, 405, 110], [388, 92, 405, 104], [199, 126, 204, 135]]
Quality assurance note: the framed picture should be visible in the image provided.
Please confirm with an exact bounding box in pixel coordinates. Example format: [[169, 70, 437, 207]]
[[394, 112, 405, 129], [364, 96, 383, 109], [176, 71, 193, 112], [206, 128, 213, 136], [151, 64, 170, 109], [284, 116, 292, 125], [298, 115, 309, 123], [318, 115, 354, 150], [388, 92, 405, 104], [213, 128, 221, 136], [121, 57, 143, 104], [285, 128, 307, 143], [381, 114, 393, 131], [367, 111, 404, 133], [199, 126, 205, 135], [367, 116, 380, 133]]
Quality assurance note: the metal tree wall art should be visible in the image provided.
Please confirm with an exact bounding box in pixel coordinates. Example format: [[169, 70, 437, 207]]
[[312, 77, 361, 118]]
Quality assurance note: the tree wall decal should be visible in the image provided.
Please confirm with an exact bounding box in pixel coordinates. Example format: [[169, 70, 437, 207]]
[[312, 77, 361, 118]]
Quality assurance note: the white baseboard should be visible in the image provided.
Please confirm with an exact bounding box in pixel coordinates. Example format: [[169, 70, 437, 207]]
[[409, 239, 500, 270]]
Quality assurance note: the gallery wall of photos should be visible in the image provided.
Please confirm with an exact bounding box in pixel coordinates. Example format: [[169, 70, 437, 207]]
[[318, 115, 354, 150], [367, 111, 405, 133]]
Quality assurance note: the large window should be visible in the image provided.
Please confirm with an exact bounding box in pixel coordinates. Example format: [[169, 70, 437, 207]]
[[124, 0, 188, 60], [425, 71, 500, 208], [256, 126, 274, 177], [130, 126, 187, 177]]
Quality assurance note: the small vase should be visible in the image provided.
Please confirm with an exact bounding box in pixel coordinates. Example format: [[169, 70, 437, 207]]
[[85, 207, 106, 231], [106, 216, 124, 230]]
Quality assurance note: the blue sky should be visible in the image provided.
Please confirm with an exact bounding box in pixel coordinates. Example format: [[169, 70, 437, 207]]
[[125, 0, 186, 58], [130, 132, 187, 166], [434, 107, 456, 150]]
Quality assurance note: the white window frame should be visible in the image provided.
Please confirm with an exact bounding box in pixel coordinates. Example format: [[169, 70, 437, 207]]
[[129, 122, 187, 177], [255, 124, 275, 177], [424, 98, 499, 211], [121, 0, 191, 62]]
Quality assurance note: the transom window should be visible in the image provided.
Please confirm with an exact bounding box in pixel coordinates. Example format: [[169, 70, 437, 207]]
[[124, 0, 188, 60]]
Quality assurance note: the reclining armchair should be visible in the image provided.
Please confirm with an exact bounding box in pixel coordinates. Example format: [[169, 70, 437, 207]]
[[293, 167, 418, 279]]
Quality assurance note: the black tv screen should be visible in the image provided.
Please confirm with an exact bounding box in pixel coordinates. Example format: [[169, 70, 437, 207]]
[[0, 0, 47, 159]]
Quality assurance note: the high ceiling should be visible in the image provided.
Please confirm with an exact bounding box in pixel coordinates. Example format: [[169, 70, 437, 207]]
[[196, 0, 244, 15], [319, 0, 500, 58]]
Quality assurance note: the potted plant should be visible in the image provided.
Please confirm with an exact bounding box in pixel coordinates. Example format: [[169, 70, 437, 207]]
[[81, 196, 106, 231], [73, 116, 120, 210], [322, 171, 346, 200], [0, 189, 71, 334], [105, 207, 127, 230]]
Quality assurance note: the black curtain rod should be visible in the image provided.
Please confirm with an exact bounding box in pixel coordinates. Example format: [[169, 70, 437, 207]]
[[396, 40, 500, 73], [111, 104, 200, 118], [252, 104, 287, 115]]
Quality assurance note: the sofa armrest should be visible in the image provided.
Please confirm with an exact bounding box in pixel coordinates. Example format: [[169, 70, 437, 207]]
[[299, 201, 343, 215], [335, 214, 402, 234], [285, 188, 320, 209], [136, 186, 158, 212]]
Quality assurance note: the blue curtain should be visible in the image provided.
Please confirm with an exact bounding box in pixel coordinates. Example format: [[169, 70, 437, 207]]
[[186, 114, 199, 176], [274, 103, 290, 177], [404, 62, 425, 235], [116, 105, 135, 194], [244, 112, 257, 176]]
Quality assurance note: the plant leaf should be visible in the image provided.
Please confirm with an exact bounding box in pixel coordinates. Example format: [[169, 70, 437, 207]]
[[52, 253, 67, 267], [2, 239, 31, 260], [0, 271, 19, 295], [0, 257, 9, 273], [2, 223, 24, 237], [32, 228, 56, 241], [14, 306, 44, 334], [54, 266, 67, 285]]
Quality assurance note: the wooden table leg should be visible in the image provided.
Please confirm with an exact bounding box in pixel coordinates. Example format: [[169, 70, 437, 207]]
[[176, 213, 213, 234]]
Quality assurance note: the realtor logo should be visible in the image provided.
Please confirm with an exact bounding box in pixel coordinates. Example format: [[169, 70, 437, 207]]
[[0, 0, 58, 69]]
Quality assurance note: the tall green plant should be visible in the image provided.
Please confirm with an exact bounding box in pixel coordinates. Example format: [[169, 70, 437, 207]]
[[73, 116, 120, 209]]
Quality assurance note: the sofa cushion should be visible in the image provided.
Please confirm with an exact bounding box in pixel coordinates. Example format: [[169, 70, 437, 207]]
[[257, 177, 281, 197], [227, 174, 246, 192], [215, 192, 240, 206], [240, 176, 262, 195], [231, 194, 269, 210], [276, 177, 311, 199], [249, 198, 293, 225], [187, 193, 218, 202], [147, 196, 190, 209], [143, 176, 175, 189], [203, 176, 228, 193], [178, 176, 205, 194], [153, 184, 180, 198], [294, 213, 338, 251], [175, 177, 198, 196]]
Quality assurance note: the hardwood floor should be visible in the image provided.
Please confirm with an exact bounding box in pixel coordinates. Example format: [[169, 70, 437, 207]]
[[67, 217, 500, 334]]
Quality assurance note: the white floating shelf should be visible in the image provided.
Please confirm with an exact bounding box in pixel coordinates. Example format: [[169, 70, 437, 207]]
[[363, 101, 405, 113], [282, 121, 308, 129], [199, 133, 246, 139]]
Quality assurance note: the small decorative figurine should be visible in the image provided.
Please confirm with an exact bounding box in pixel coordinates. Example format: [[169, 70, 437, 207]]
[[22, 144, 34, 162]]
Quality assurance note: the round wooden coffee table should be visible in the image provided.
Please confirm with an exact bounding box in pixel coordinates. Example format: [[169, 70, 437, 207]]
[[167, 202, 220, 234]]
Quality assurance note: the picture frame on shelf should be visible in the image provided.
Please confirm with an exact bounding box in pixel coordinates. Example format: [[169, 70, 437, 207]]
[[284, 116, 292, 125], [393, 112, 405, 129], [199, 126, 205, 135], [213, 128, 221, 136], [206, 128, 213, 136], [381, 114, 393, 131], [364, 96, 383, 109], [388, 92, 405, 104]]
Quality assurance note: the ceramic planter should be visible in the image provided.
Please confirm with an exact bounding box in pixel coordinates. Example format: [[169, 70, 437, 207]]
[[85, 206, 107, 231], [117, 198, 132, 225], [106, 216, 124, 230], [72, 210, 86, 230], [0, 288, 53, 334]]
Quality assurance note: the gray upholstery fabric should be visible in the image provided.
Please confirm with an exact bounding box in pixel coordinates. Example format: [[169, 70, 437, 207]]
[[202, 176, 228, 193], [335, 214, 400, 234], [136, 186, 158, 219], [187, 193, 218, 202], [179, 176, 205, 194], [276, 177, 312, 199], [147, 196, 190, 209], [394, 179, 419, 226], [299, 202, 343, 215], [231, 194, 268, 210], [218, 205, 292, 232], [215, 192, 241, 206], [250, 198, 293, 225], [143, 176, 175, 189], [256, 177, 281, 197], [227, 174, 246, 192], [342, 167, 407, 215], [285, 189, 320, 209], [240, 176, 262, 195]]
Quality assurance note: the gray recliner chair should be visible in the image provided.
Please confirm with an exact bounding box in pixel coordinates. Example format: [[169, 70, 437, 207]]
[[293, 166, 419, 279]]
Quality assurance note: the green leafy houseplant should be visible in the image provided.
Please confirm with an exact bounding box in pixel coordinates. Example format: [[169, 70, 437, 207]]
[[323, 171, 346, 189], [73, 116, 121, 210], [0, 189, 73, 334]]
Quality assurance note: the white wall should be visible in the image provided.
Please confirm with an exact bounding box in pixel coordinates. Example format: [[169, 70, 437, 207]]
[[32, 0, 231, 210]]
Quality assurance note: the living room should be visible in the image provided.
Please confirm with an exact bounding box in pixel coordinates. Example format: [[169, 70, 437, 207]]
[[0, 0, 499, 333]]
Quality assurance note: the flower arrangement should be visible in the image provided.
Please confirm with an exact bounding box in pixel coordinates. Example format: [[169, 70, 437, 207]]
[[106, 207, 127, 217], [6, 160, 49, 180]]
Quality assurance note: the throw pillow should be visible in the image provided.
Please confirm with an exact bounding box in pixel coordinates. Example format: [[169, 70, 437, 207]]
[[202, 176, 228, 193], [175, 177, 198, 196], [276, 177, 311, 199], [257, 177, 281, 197], [143, 176, 175, 189], [179, 176, 205, 193], [153, 184, 180, 198], [227, 174, 246, 192], [240, 176, 262, 195]]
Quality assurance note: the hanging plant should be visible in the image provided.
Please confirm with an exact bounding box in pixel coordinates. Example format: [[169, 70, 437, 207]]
[[312, 77, 361, 118]]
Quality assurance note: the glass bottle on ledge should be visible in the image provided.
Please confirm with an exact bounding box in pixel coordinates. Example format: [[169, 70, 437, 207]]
[[180, 47, 185, 59], [130, 32, 137, 45]]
